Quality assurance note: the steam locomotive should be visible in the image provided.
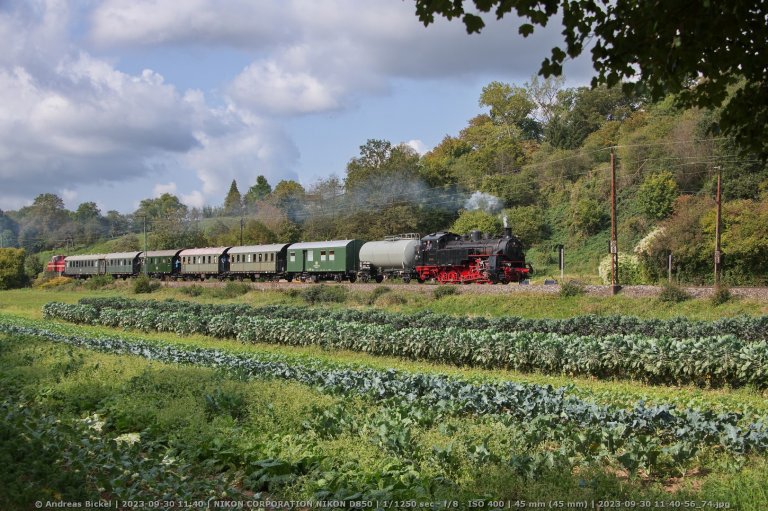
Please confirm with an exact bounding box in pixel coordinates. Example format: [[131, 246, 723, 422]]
[[46, 225, 532, 284], [414, 223, 531, 284]]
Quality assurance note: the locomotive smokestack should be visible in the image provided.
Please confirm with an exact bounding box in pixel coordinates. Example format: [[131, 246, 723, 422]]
[[503, 215, 512, 238]]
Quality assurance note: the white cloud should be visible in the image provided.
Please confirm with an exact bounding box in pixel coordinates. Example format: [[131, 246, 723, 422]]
[[153, 182, 177, 196], [404, 139, 428, 155], [228, 60, 340, 115], [181, 190, 206, 209], [89, 0, 589, 118]]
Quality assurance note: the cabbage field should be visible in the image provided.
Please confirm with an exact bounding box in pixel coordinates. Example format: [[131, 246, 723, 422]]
[[1, 294, 767, 509]]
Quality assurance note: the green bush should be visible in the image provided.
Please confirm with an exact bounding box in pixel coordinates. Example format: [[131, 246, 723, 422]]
[[559, 280, 586, 297], [711, 286, 732, 306], [179, 284, 203, 297], [658, 283, 691, 303], [133, 275, 160, 294], [210, 282, 250, 299], [85, 275, 114, 290], [0, 248, 26, 290], [367, 286, 392, 305], [433, 285, 460, 299], [302, 284, 347, 305], [599, 253, 646, 285]]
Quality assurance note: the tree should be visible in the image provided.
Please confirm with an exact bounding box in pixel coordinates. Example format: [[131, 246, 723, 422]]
[[243, 176, 272, 210], [0, 248, 26, 289], [450, 210, 502, 235], [479, 81, 540, 140], [134, 193, 187, 222], [73, 202, 101, 222], [638, 172, 679, 220], [414, 0, 768, 157], [223, 180, 243, 216], [269, 180, 306, 222]]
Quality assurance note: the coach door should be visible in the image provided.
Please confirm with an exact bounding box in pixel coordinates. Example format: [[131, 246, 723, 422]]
[[98, 259, 106, 275]]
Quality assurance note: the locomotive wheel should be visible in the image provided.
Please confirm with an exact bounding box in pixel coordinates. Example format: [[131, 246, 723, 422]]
[[403, 276, 411, 284], [375, 275, 384, 284], [348, 274, 357, 283]]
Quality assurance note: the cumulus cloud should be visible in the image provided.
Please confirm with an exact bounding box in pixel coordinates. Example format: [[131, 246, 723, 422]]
[[404, 139, 428, 155], [153, 182, 177, 196], [0, 0, 302, 211], [90, 0, 588, 118]]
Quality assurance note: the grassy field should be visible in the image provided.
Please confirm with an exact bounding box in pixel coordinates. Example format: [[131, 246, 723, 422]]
[[1, 284, 767, 508]]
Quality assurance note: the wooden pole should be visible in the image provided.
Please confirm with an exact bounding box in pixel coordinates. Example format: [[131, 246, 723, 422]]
[[714, 166, 722, 286], [610, 149, 619, 294]]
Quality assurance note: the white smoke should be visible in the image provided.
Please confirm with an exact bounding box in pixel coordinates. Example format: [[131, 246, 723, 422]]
[[464, 191, 504, 213]]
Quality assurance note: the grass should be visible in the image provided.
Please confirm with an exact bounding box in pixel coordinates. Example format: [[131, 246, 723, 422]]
[[2, 284, 767, 322]]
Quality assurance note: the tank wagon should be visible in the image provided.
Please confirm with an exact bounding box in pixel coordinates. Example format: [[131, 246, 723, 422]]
[[358, 233, 420, 283]]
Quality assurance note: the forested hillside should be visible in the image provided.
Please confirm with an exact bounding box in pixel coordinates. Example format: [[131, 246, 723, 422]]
[[3, 78, 767, 285]]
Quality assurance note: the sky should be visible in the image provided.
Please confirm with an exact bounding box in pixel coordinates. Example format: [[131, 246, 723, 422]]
[[0, 0, 592, 214]]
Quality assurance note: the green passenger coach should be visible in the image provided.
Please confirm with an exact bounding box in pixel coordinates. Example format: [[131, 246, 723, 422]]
[[286, 240, 364, 282], [64, 254, 106, 277], [105, 251, 142, 278], [142, 249, 182, 278]]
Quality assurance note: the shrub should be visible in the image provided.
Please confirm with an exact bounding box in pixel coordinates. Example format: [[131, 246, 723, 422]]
[[302, 284, 347, 305], [179, 284, 204, 297], [133, 275, 160, 294], [433, 286, 460, 300], [0, 248, 26, 290], [658, 282, 691, 303], [711, 286, 732, 306], [37, 276, 74, 289], [559, 280, 586, 297], [367, 286, 392, 305], [599, 253, 645, 285], [210, 282, 250, 299], [85, 275, 114, 290]]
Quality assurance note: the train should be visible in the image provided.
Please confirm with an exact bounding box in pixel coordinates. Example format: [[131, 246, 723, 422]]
[[45, 224, 532, 284]]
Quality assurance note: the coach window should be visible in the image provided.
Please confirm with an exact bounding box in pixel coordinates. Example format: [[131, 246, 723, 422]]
[[289, 252, 295, 262], [270, 253, 275, 262], [320, 250, 326, 261], [307, 250, 313, 262], [329, 250, 335, 261], [258, 254, 262, 262]]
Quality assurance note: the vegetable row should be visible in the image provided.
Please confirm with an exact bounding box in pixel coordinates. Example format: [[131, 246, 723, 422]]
[[43, 301, 768, 388], [3, 318, 768, 466], [77, 297, 768, 341]]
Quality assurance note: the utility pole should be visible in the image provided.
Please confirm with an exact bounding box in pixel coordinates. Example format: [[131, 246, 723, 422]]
[[610, 148, 620, 295], [668, 253, 673, 283], [143, 216, 148, 276], [714, 166, 722, 287], [240, 217, 244, 246]]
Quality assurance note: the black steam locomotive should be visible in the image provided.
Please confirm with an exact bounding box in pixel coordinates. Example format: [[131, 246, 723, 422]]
[[415, 223, 532, 284]]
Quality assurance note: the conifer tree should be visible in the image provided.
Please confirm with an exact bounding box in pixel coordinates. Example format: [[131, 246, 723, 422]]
[[223, 180, 242, 216]]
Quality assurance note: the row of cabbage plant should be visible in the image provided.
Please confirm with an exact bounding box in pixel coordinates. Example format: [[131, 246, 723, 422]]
[[77, 297, 768, 341], [43, 302, 768, 388]]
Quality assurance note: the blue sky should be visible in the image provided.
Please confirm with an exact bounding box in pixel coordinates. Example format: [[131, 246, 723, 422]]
[[0, 0, 591, 214]]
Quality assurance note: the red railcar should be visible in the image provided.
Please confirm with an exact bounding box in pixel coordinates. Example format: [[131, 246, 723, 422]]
[[45, 254, 66, 275]]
